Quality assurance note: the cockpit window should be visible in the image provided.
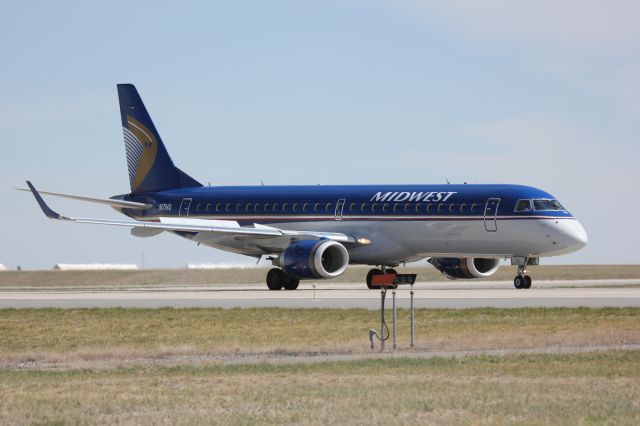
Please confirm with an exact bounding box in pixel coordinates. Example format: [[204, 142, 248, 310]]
[[514, 199, 532, 212], [533, 199, 565, 211]]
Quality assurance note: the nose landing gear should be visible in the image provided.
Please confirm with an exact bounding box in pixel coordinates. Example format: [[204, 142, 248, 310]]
[[514, 273, 532, 289], [513, 264, 532, 289]]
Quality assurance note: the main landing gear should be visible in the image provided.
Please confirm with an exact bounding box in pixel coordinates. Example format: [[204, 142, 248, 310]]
[[266, 268, 300, 291], [366, 267, 398, 290], [513, 264, 532, 289]]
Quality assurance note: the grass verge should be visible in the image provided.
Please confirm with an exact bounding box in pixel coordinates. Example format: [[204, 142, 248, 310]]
[[0, 351, 638, 424], [1, 307, 638, 366]]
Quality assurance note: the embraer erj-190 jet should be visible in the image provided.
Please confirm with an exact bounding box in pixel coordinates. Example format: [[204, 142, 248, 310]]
[[25, 84, 588, 290]]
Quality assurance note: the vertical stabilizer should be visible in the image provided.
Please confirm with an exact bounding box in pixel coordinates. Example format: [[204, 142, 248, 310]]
[[117, 84, 201, 193]]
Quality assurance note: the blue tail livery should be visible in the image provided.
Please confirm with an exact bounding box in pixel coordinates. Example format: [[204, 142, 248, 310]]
[[117, 84, 201, 193], [24, 84, 588, 291]]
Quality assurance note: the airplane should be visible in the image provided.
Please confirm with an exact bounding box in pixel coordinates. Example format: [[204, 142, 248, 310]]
[[24, 84, 588, 290]]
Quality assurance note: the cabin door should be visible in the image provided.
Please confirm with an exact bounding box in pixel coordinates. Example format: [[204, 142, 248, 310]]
[[483, 198, 500, 232], [335, 198, 346, 221], [179, 198, 192, 217]]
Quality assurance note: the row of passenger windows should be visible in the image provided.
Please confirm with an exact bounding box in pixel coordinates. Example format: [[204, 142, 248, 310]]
[[191, 202, 483, 214]]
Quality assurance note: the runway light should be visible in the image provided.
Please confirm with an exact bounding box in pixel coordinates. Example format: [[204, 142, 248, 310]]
[[356, 237, 371, 245]]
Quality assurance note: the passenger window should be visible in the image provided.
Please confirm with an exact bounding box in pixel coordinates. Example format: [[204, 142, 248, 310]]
[[372, 203, 378, 212], [314, 203, 320, 212], [361, 203, 367, 212], [325, 203, 332, 212], [303, 203, 309, 212], [236, 203, 242, 212], [264, 203, 270, 212], [254, 203, 260, 212], [405, 203, 411, 213], [427, 204, 432, 213], [246, 203, 252, 212], [283, 203, 288, 212], [293, 203, 298, 212], [438, 204, 444, 213], [273, 203, 278, 212], [225, 203, 231, 212], [515, 199, 532, 212], [416, 204, 422, 212], [350, 203, 356, 212], [216, 203, 221, 212], [449, 204, 456, 212], [196, 203, 202, 211], [383, 203, 389, 212], [471, 204, 478, 212], [460, 203, 466, 212]]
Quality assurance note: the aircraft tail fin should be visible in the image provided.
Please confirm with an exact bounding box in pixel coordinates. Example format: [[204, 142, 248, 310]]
[[117, 84, 201, 193]]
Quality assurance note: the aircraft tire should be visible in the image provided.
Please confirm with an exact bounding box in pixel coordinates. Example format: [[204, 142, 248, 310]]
[[523, 275, 532, 289], [514, 275, 524, 289], [267, 268, 285, 290], [366, 268, 382, 289], [283, 277, 300, 290]]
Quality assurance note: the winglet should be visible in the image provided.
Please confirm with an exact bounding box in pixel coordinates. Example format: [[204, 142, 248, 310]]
[[26, 181, 64, 220]]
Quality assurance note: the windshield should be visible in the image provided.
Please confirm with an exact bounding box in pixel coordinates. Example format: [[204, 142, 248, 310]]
[[514, 199, 532, 212], [533, 199, 565, 211]]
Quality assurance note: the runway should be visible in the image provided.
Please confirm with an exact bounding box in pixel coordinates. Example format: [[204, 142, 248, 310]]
[[1, 279, 639, 309]]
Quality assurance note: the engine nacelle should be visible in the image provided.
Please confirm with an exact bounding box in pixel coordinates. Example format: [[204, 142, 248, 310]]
[[429, 257, 500, 279], [276, 239, 349, 279]]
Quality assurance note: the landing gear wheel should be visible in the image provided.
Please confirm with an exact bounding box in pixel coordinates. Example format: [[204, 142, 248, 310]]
[[283, 277, 300, 290], [266, 268, 285, 290], [514, 275, 524, 289], [366, 269, 382, 289], [523, 275, 532, 289]]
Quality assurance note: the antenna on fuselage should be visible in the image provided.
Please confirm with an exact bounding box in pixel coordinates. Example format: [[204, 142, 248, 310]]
[[445, 178, 451, 184], [260, 179, 264, 186]]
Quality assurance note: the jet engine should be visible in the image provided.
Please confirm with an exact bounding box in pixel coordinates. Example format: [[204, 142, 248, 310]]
[[276, 239, 349, 279], [429, 257, 500, 279]]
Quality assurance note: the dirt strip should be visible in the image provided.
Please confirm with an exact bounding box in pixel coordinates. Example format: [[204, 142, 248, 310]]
[[7, 343, 640, 371]]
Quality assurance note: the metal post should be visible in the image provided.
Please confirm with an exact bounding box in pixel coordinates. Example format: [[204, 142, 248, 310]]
[[410, 283, 415, 348], [392, 289, 397, 351], [380, 289, 385, 352]]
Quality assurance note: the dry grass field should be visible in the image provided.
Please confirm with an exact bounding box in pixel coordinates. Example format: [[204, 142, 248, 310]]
[[0, 307, 638, 368], [1, 352, 639, 424], [1, 264, 639, 287]]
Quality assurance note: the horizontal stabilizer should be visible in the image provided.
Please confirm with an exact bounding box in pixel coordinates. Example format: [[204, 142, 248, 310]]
[[17, 186, 151, 210]]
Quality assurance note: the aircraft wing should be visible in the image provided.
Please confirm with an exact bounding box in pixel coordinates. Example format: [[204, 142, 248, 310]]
[[26, 181, 354, 254]]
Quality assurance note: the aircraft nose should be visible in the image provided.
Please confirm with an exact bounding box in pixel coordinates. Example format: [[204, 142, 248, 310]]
[[558, 219, 588, 251], [573, 221, 588, 248]]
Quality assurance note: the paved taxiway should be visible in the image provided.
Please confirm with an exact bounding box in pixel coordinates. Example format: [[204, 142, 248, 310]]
[[1, 279, 639, 309]]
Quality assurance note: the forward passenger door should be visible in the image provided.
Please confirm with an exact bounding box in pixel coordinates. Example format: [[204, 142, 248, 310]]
[[483, 198, 500, 232]]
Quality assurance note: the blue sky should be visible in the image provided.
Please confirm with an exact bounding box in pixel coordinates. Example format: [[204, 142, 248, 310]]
[[1, 0, 638, 269]]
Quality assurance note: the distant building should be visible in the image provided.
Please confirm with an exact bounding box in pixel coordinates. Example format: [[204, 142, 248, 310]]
[[0, 264, 6, 271], [187, 263, 264, 270], [53, 264, 139, 271]]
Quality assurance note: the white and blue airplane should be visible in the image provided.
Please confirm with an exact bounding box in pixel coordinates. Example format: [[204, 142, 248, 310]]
[[25, 84, 588, 290]]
